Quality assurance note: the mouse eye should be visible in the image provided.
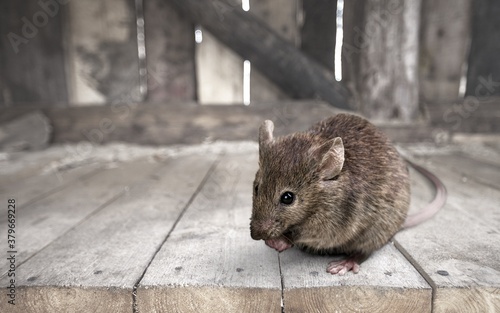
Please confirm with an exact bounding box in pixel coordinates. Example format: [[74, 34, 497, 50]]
[[280, 191, 295, 205], [254, 184, 259, 195]]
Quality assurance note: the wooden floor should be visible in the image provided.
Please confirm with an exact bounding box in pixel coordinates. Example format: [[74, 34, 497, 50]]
[[0, 140, 499, 313]]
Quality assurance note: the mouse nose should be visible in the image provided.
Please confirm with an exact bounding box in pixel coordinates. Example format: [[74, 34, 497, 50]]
[[250, 229, 264, 240], [250, 222, 265, 240], [250, 219, 274, 240]]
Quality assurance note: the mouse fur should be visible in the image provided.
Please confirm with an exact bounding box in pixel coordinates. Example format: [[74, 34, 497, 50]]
[[250, 113, 410, 274]]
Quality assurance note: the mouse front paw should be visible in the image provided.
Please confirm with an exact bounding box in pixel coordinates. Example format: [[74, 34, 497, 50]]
[[326, 258, 360, 275], [265, 237, 293, 252]]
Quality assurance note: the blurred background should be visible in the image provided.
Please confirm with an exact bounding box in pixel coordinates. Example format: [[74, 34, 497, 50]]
[[0, 0, 498, 148]]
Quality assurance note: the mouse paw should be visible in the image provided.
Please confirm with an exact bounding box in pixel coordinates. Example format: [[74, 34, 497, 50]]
[[265, 237, 293, 252], [326, 258, 360, 275]]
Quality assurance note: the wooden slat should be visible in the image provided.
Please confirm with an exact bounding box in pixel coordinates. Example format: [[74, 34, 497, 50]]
[[143, 0, 196, 102], [453, 134, 500, 167], [282, 245, 431, 313], [280, 166, 434, 312], [0, 148, 99, 197], [419, 0, 472, 102], [0, 160, 160, 272], [250, 0, 297, 102], [0, 156, 100, 208], [395, 154, 500, 313], [0, 165, 99, 208], [137, 152, 282, 312], [0, 155, 217, 312], [424, 153, 500, 190], [466, 0, 500, 97], [0, 0, 68, 105], [342, 0, 421, 121], [428, 98, 500, 134], [300, 0, 337, 72], [64, 0, 141, 104], [196, 30, 244, 104], [171, 0, 351, 110], [0, 102, 441, 146]]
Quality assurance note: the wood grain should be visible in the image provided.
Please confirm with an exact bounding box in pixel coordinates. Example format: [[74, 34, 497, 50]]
[[170, 0, 351, 110], [0, 160, 160, 272], [250, 0, 297, 102], [466, 0, 500, 97], [1, 142, 499, 311], [419, 0, 472, 102], [196, 29, 244, 104], [342, 0, 421, 121], [64, 0, 141, 104], [424, 152, 500, 190], [0, 155, 99, 207], [281, 239, 431, 312], [395, 154, 500, 312], [0, 155, 216, 312], [0, 102, 441, 147], [300, 0, 337, 72], [0, 0, 68, 105], [143, 0, 196, 102], [137, 152, 282, 312], [13, 287, 130, 313]]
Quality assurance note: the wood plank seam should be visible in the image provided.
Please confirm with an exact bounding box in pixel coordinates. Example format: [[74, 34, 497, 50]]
[[132, 155, 222, 313], [393, 239, 437, 312], [278, 253, 285, 313], [16, 166, 103, 208], [0, 184, 129, 279]]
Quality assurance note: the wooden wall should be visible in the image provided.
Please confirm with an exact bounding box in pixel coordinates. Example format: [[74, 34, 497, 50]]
[[0, 0, 499, 128], [0, 0, 68, 106]]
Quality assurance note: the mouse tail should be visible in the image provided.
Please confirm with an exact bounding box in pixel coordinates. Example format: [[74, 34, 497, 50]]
[[403, 159, 448, 228]]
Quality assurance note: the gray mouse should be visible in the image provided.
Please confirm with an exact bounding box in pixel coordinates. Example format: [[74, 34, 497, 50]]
[[250, 113, 446, 275]]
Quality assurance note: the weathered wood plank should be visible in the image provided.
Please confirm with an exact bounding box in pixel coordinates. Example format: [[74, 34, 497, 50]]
[[0, 160, 161, 272], [144, 0, 196, 102], [342, 0, 421, 121], [196, 29, 244, 104], [428, 97, 500, 134], [0, 146, 97, 185], [0, 154, 217, 312], [0, 102, 440, 146], [0, 163, 99, 208], [395, 154, 500, 313], [170, 0, 351, 110], [282, 244, 431, 313], [419, 0, 472, 102], [466, 0, 500, 97], [341, 0, 365, 94], [300, 0, 337, 72], [249, 0, 297, 102], [424, 153, 500, 190], [0, 0, 68, 105], [453, 135, 500, 167], [0, 145, 102, 207], [138, 152, 282, 312], [64, 0, 141, 104], [280, 165, 434, 313]]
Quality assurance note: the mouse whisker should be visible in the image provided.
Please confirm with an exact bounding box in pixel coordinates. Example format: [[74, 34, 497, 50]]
[[281, 233, 295, 245]]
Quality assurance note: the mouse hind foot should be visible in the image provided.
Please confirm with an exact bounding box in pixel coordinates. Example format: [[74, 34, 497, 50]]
[[326, 253, 366, 275]]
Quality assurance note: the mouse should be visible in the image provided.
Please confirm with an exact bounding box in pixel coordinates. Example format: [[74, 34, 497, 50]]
[[250, 113, 446, 275]]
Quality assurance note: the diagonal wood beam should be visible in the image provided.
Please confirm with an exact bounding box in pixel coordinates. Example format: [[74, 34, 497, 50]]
[[169, 0, 352, 110]]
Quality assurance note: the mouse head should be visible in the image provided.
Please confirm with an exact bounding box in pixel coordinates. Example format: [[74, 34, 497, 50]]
[[250, 120, 345, 241]]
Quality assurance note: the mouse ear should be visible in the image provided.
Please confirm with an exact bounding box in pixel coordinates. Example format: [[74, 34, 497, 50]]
[[259, 120, 274, 145], [318, 137, 344, 180]]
